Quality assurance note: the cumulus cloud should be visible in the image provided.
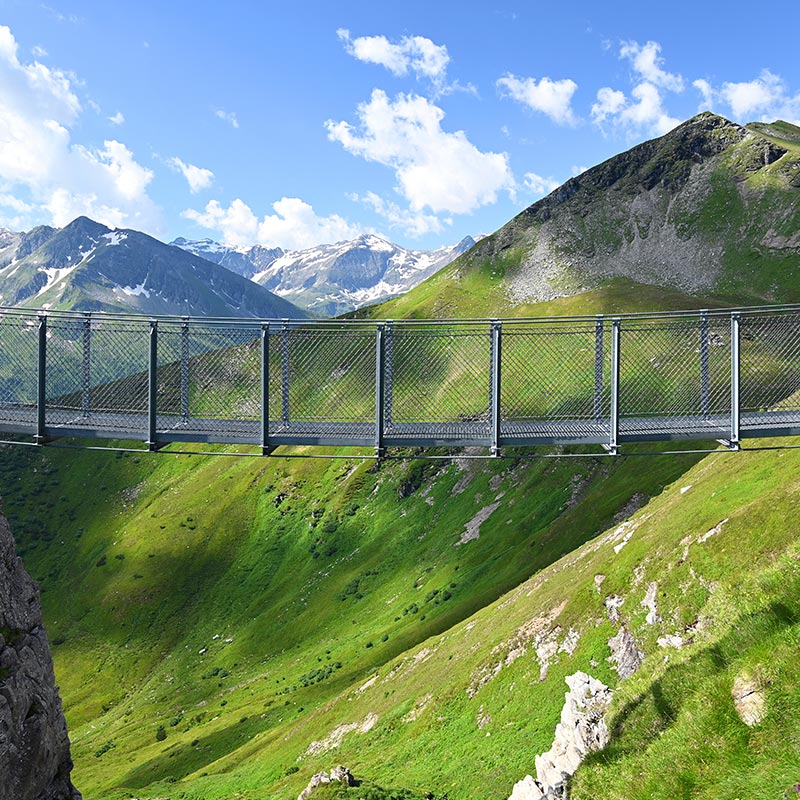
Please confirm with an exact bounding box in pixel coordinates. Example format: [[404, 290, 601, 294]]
[[497, 74, 579, 125], [523, 173, 560, 197], [214, 108, 239, 128], [338, 28, 449, 83], [619, 40, 684, 91], [721, 70, 799, 122], [326, 89, 514, 218], [690, 70, 799, 123], [108, 110, 125, 125], [591, 40, 682, 138], [168, 157, 214, 193], [355, 191, 446, 237], [182, 197, 363, 250], [693, 78, 715, 110], [0, 25, 161, 232]]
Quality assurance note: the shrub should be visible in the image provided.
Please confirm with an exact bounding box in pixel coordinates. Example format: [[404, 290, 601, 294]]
[[155, 725, 166, 742]]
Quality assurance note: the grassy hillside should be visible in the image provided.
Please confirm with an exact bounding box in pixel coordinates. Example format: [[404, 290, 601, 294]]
[[3, 431, 799, 798], [0, 435, 711, 799]]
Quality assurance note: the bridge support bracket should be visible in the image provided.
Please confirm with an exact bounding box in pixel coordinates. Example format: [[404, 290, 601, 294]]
[[147, 440, 168, 453], [490, 445, 501, 458], [716, 438, 741, 451], [602, 443, 619, 456], [374, 446, 386, 461], [261, 445, 277, 457]]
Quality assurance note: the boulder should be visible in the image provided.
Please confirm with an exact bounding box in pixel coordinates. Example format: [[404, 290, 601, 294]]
[[298, 765, 355, 799]]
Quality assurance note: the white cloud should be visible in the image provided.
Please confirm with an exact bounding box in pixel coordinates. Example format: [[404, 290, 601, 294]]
[[326, 89, 514, 216], [108, 110, 124, 125], [523, 172, 560, 197], [619, 40, 684, 92], [338, 29, 449, 84], [720, 70, 800, 122], [214, 108, 239, 128], [357, 191, 446, 237], [497, 74, 579, 125], [31, 45, 48, 57], [689, 70, 799, 123], [571, 165, 588, 177], [168, 157, 214, 193], [183, 197, 362, 250], [0, 25, 161, 233], [591, 87, 626, 124], [591, 41, 682, 138], [693, 79, 715, 110]]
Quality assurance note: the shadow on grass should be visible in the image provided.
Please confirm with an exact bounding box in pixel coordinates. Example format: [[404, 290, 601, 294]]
[[582, 598, 799, 771]]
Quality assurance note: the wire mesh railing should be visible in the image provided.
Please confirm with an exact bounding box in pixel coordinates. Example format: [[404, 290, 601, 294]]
[[0, 304, 799, 453]]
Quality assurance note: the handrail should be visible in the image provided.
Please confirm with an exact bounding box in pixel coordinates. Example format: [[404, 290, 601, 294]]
[[1, 301, 800, 326]]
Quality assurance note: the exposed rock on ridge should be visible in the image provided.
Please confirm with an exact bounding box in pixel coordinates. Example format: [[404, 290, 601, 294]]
[[508, 672, 612, 800], [0, 509, 81, 799]]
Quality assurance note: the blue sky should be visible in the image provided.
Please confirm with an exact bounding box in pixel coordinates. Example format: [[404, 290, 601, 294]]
[[0, 0, 798, 251]]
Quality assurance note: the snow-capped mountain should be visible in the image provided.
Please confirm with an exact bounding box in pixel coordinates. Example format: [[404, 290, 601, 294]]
[[0, 217, 308, 319], [172, 233, 480, 316], [170, 237, 283, 280]]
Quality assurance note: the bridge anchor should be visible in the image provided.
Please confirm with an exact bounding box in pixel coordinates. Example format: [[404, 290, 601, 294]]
[[716, 438, 741, 451]]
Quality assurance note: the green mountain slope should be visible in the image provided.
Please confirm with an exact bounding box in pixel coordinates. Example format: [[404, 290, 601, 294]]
[[363, 113, 800, 321], [0, 439, 710, 799], [3, 433, 799, 798]]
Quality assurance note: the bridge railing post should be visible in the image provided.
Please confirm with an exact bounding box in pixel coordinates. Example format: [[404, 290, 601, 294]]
[[384, 321, 394, 430], [700, 310, 710, 417], [594, 316, 604, 421], [36, 314, 47, 443], [148, 319, 158, 451], [731, 312, 741, 448], [375, 323, 386, 457], [609, 318, 621, 454], [81, 313, 91, 418], [181, 317, 190, 423], [280, 320, 290, 424], [490, 320, 502, 456], [261, 322, 270, 454]]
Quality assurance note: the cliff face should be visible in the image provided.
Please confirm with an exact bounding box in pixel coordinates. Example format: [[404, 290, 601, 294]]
[[0, 510, 81, 800]]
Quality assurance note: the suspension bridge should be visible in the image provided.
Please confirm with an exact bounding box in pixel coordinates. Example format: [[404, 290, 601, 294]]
[[0, 304, 799, 457]]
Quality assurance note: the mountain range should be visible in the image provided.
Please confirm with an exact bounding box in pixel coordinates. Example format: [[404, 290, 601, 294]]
[[172, 233, 480, 316], [0, 216, 307, 319]]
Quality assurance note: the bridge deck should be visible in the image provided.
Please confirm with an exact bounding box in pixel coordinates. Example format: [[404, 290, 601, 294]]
[[1, 303, 799, 455], [0, 405, 798, 450]]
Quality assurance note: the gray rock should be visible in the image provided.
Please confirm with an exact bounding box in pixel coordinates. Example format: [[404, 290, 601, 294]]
[[0, 509, 81, 799], [607, 626, 644, 679], [508, 672, 612, 800], [732, 674, 766, 726], [298, 765, 355, 800]]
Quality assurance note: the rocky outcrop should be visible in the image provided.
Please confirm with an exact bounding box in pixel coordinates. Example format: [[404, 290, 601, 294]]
[[298, 765, 355, 800], [0, 510, 81, 799], [732, 674, 766, 726], [508, 672, 612, 800]]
